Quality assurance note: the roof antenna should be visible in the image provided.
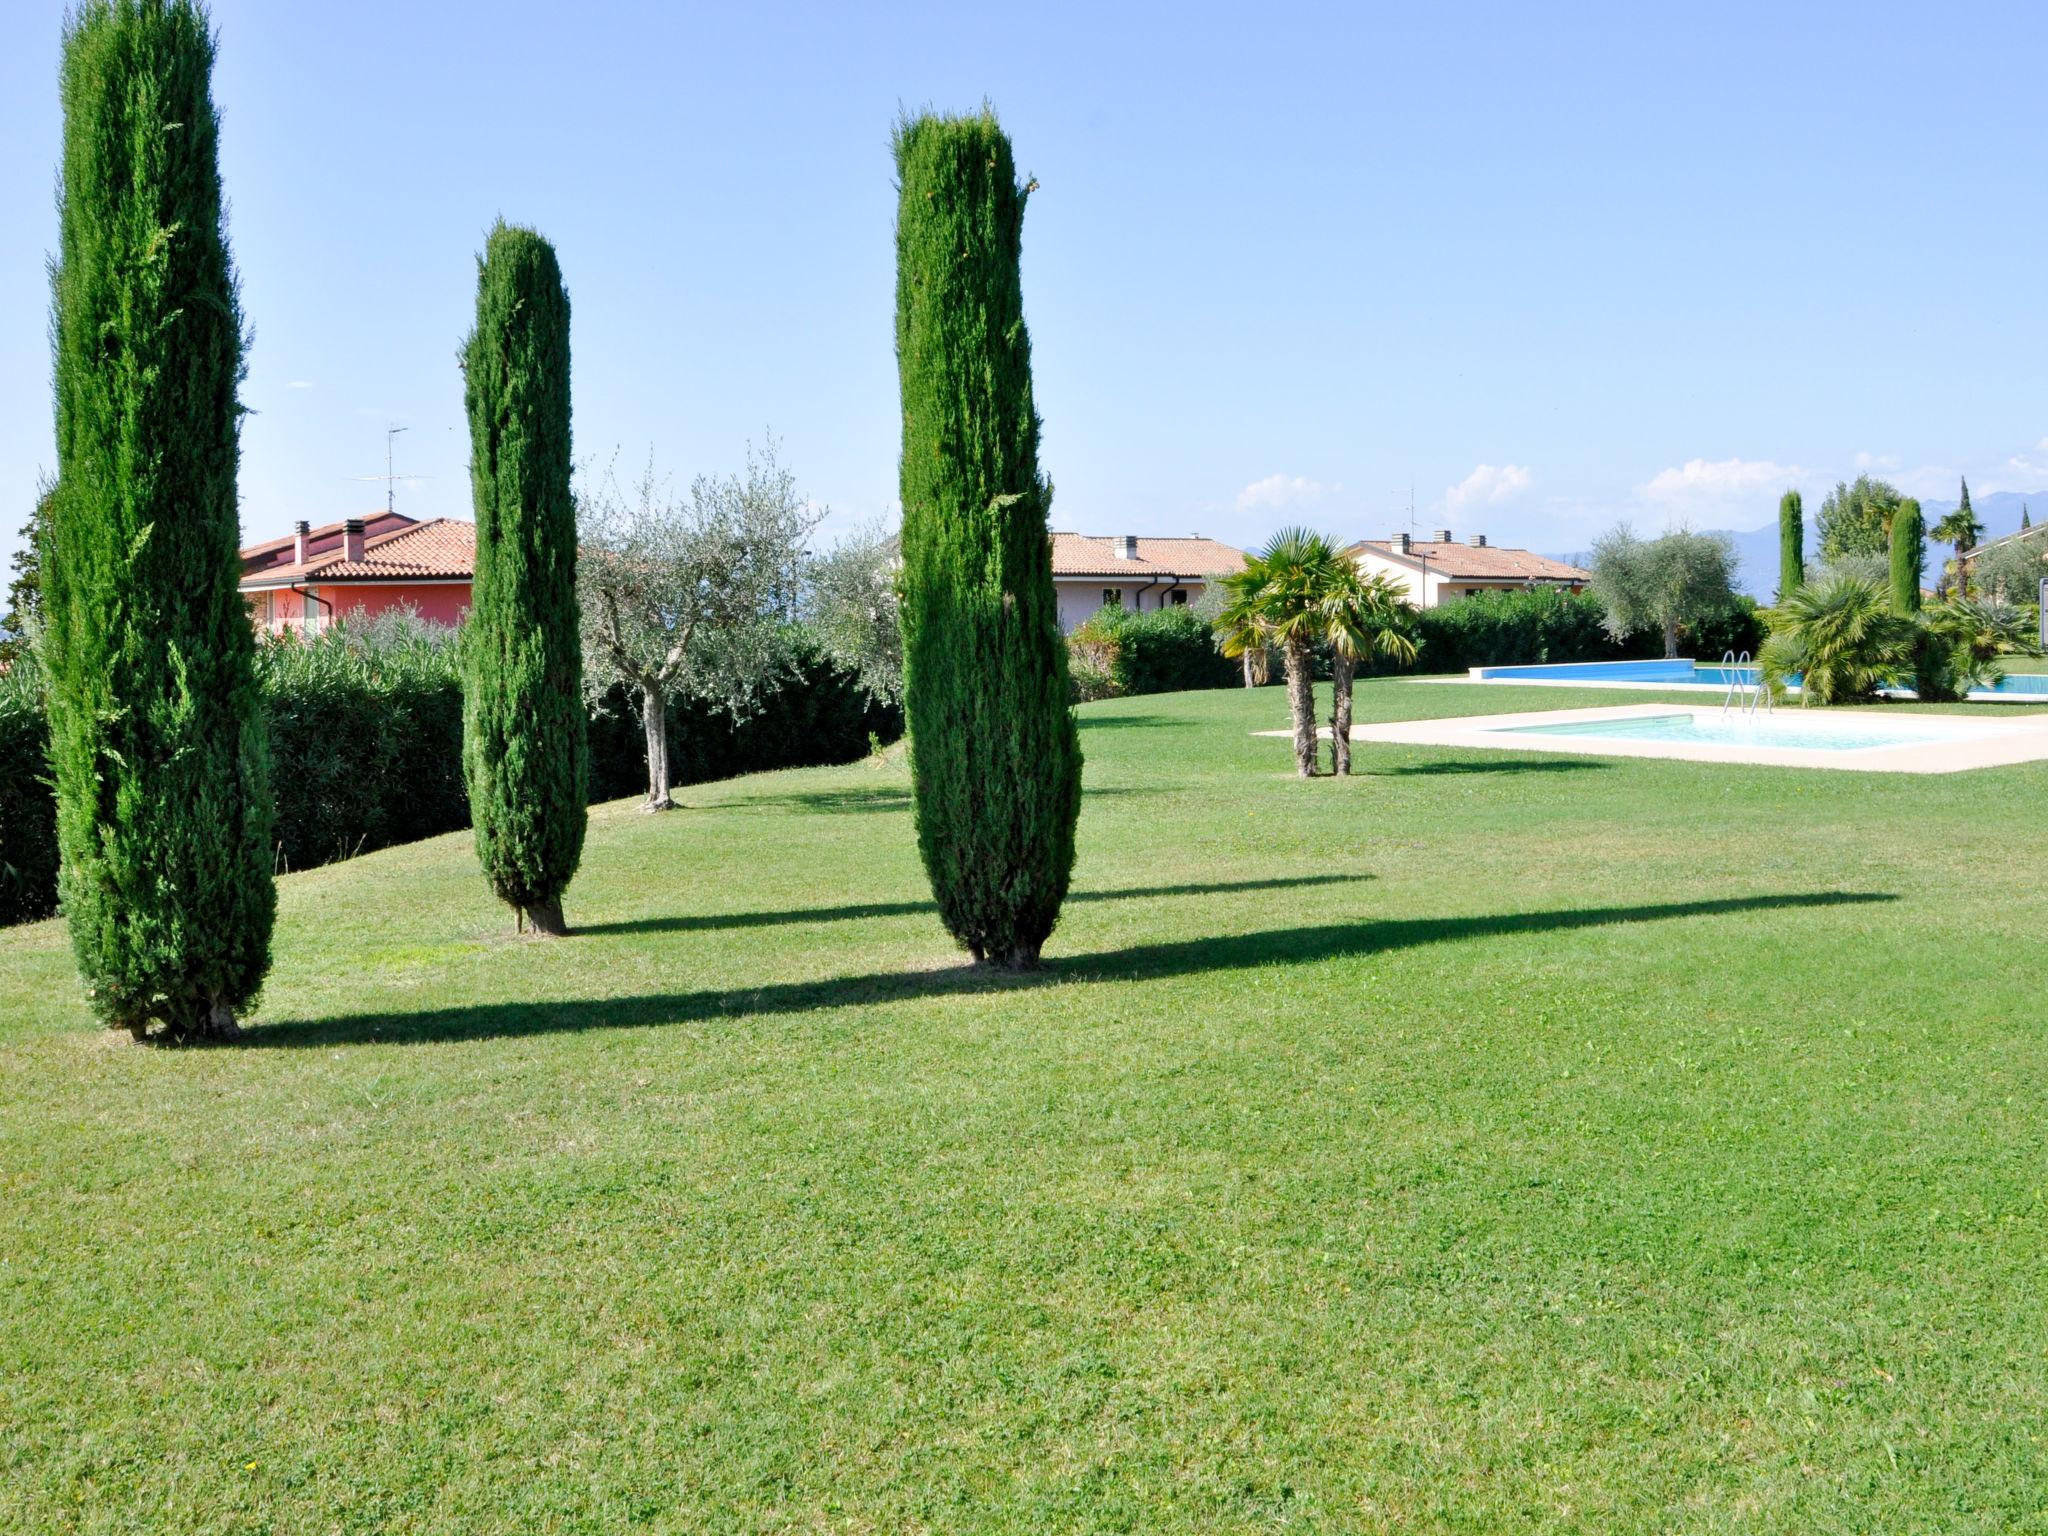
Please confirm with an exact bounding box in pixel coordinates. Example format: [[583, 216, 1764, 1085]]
[[383, 426, 407, 514], [349, 424, 427, 514]]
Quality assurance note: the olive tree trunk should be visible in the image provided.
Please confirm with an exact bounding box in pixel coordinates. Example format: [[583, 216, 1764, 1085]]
[[641, 680, 675, 811]]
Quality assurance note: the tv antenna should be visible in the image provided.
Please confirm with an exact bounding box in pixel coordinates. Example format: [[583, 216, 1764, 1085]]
[[348, 425, 429, 514]]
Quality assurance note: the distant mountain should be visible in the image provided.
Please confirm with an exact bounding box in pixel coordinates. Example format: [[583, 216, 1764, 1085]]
[[1712, 489, 2042, 599]]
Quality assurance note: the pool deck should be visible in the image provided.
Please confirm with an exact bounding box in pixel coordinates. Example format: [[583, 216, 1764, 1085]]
[[1263, 703, 2048, 775]]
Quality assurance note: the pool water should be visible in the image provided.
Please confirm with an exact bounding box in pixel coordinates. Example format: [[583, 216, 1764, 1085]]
[[1470, 658, 2048, 697], [1496, 711, 1971, 752]]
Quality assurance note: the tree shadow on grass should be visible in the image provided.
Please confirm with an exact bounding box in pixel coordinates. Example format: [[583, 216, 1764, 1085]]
[[244, 890, 1894, 1050], [1365, 758, 1611, 778], [577, 872, 1373, 937], [733, 785, 1156, 815]]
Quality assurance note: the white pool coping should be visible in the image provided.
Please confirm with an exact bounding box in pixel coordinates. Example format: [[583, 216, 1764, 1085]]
[[1445, 670, 2046, 704], [1261, 703, 2048, 774]]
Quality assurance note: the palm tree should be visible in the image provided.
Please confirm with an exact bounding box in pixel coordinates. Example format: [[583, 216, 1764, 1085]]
[[1920, 596, 2038, 698], [1758, 576, 1916, 706], [1212, 581, 1271, 688], [1216, 529, 1345, 776], [1933, 484, 1983, 598], [1319, 565, 1418, 774]]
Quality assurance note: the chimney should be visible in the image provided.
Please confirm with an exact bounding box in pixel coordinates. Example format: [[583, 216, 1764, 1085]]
[[342, 518, 366, 563], [1434, 528, 1453, 544], [1395, 531, 1412, 554], [1472, 533, 1488, 547], [1115, 534, 1138, 560], [292, 520, 310, 564]]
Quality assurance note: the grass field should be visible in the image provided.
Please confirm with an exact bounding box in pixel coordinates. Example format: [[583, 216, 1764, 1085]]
[[5, 679, 2048, 1533]]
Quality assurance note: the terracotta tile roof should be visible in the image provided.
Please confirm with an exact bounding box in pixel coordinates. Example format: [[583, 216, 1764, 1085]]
[[1050, 532, 1246, 578], [1350, 539, 1589, 583], [240, 516, 475, 587]]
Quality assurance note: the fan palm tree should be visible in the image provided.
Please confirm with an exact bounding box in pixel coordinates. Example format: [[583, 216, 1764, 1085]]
[[1933, 501, 1983, 598], [1211, 581, 1271, 688], [1216, 528, 1345, 775], [1319, 565, 1418, 774], [1919, 596, 2038, 698], [1758, 576, 1916, 706]]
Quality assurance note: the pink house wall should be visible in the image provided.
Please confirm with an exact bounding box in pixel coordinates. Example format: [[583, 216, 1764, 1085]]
[[248, 582, 471, 636], [324, 584, 471, 629]]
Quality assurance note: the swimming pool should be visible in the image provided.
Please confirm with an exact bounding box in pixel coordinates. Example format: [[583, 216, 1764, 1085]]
[[1316, 703, 2048, 774], [1498, 711, 1971, 753], [1468, 658, 2048, 699]]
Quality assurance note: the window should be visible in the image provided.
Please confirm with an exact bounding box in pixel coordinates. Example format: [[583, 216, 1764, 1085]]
[[1167, 588, 1189, 607], [1101, 589, 1122, 609]]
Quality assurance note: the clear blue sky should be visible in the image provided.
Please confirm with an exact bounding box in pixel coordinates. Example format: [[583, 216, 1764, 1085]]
[[4, 0, 2046, 577]]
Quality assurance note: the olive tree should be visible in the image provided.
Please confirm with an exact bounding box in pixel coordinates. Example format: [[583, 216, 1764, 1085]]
[[1589, 525, 1739, 657], [578, 444, 818, 809], [807, 515, 903, 708]]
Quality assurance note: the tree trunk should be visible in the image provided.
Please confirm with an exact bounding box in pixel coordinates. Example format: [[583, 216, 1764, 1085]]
[[642, 681, 675, 811], [1285, 638, 1317, 777], [524, 897, 568, 937], [1242, 650, 1256, 688], [1663, 615, 1680, 658], [1330, 653, 1354, 775]]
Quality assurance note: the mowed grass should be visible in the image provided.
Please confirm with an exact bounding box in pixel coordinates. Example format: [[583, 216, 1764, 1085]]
[[4, 679, 2048, 1534]]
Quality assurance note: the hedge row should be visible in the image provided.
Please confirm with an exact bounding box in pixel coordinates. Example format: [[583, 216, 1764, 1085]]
[[0, 622, 900, 926], [1371, 588, 1764, 676], [1068, 605, 1239, 700]]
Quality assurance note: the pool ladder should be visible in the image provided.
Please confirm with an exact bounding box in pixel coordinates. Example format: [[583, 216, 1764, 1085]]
[[1720, 650, 1772, 718]]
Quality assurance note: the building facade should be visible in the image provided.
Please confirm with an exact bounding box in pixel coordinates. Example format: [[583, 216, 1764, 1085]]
[[1049, 533, 1246, 632], [1348, 530, 1589, 608], [240, 514, 474, 635]]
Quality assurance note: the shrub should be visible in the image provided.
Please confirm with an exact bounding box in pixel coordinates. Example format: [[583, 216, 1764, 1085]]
[[1759, 576, 1916, 706], [258, 616, 469, 871], [1, 620, 902, 927], [1068, 605, 1237, 699], [893, 108, 1080, 969], [44, 0, 274, 1037], [0, 660, 55, 927]]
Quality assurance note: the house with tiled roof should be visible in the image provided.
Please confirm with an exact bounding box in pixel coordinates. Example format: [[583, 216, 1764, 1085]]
[[1050, 532, 1245, 632], [1348, 529, 1589, 608], [239, 513, 474, 635]]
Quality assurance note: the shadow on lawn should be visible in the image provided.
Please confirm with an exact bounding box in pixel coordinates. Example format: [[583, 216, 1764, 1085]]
[[577, 872, 1370, 937], [246, 890, 1894, 1050], [1368, 758, 1610, 778], [733, 785, 1156, 815]]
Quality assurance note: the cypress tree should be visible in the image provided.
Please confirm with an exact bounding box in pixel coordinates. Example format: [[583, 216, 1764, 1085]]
[[1777, 489, 1804, 602], [44, 0, 273, 1041], [893, 108, 1081, 969], [460, 222, 586, 936], [1890, 497, 1925, 614]]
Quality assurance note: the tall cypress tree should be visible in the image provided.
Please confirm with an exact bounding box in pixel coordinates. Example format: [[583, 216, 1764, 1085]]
[[460, 222, 585, 936], [44, 0, 273, 1041], [893, 108, 1080, 969], [1777, 489, 1804, 602], [1890, 498, 1925, 615]]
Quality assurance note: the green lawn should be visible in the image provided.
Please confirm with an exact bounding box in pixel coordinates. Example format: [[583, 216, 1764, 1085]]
[[5, 680, 2048, 1533]]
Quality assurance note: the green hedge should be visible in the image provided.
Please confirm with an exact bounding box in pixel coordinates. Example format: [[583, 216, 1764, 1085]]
[[1361, 588, 1764, 675], [0, 663, 56, 926], [1068, 605, 1239, 699], [0, 621, 900, 926]]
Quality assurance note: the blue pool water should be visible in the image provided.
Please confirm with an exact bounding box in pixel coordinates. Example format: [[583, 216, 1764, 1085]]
[[1495, 712, 1964, 752], [1472, 658, 2048, 698]]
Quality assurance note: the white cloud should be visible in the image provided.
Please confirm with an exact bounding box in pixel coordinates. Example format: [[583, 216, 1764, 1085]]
[[1235, 473, 1337, 512], [1444, 463, 1532, 512], [285, 380, 315, 390], [1637, 457, 1803, 516]]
